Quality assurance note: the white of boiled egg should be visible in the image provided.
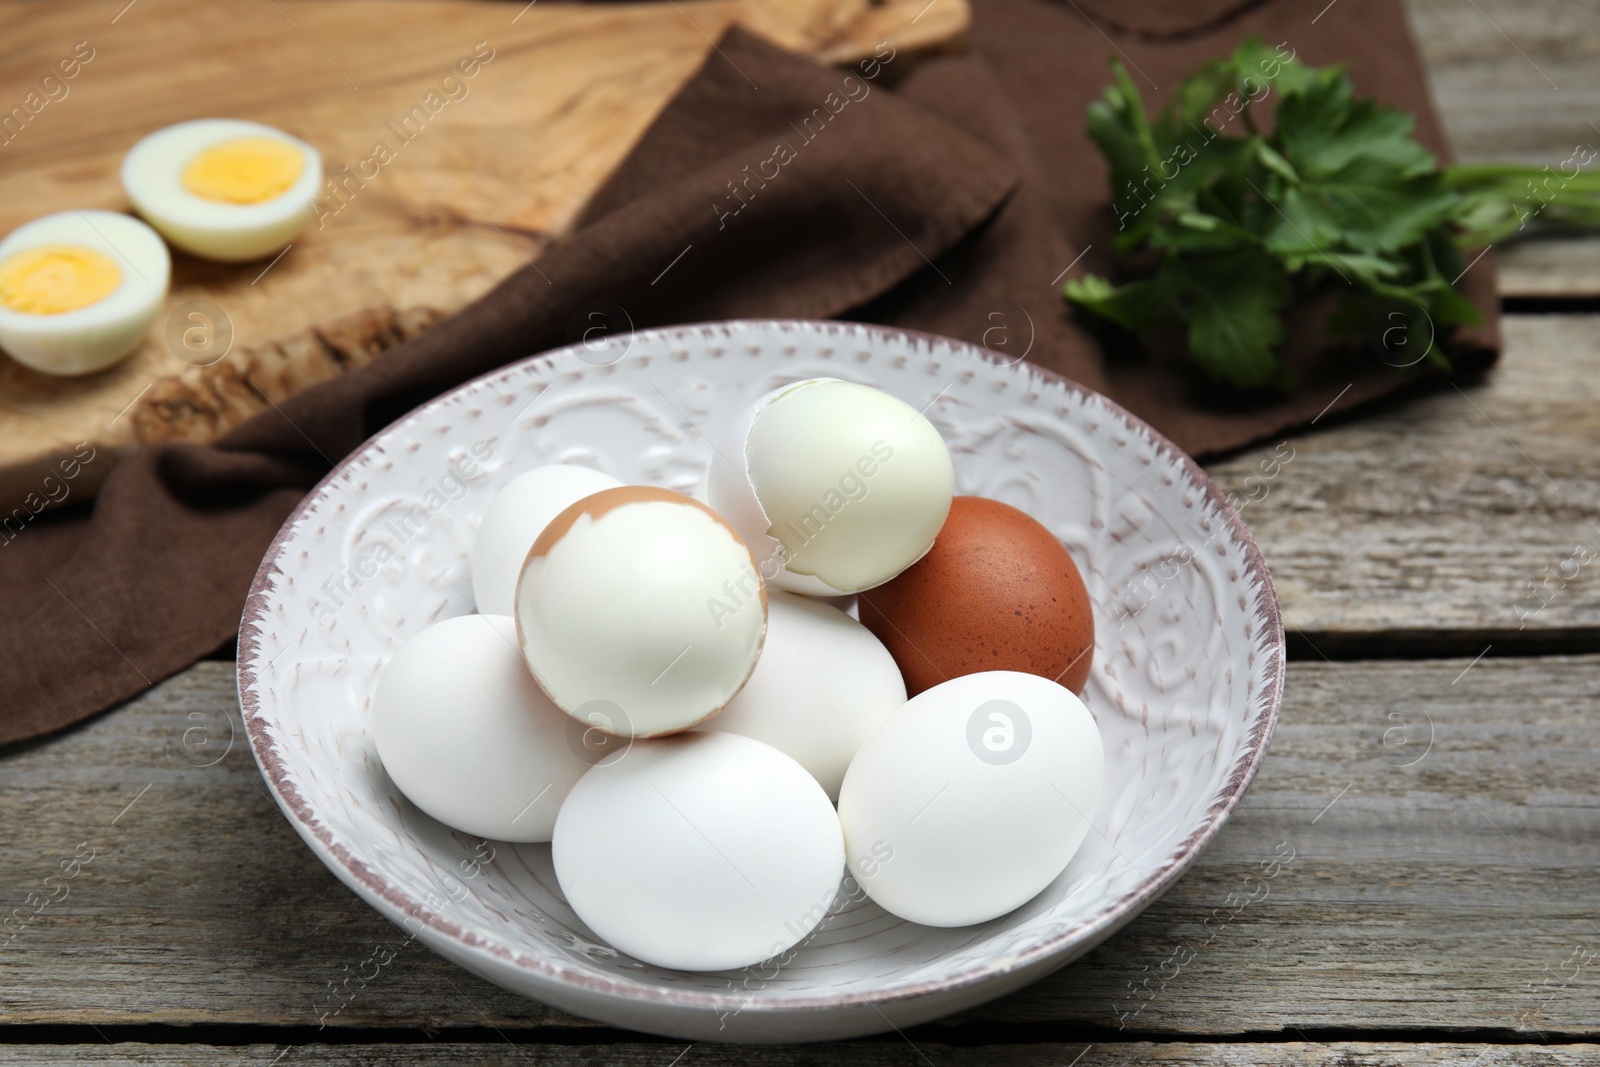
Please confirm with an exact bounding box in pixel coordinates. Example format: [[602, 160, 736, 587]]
[[372, 614, 612, 842], [710, 589, 905, 801], [471, 464, 623, 616], [515, 485, 766, 738], [0, 210, 170, 375], [121, 118, 322, 261], [552, 731, 845, 971], [837, 671, 1104, 927], [707, 378, 954, 596]]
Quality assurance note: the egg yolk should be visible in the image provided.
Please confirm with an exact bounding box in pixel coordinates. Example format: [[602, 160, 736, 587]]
[[181, 136, 304, 204], [0, 245, 121, 315]]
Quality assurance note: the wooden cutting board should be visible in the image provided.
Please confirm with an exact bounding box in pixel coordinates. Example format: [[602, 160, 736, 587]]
[[0, 0, 968, 512]]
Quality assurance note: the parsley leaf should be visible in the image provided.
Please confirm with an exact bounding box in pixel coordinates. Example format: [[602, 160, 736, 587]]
[[1180, 249, 1293, 388]]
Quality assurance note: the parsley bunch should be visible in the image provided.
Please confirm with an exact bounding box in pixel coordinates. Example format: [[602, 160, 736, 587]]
[[1065, 39, 1600, 389]]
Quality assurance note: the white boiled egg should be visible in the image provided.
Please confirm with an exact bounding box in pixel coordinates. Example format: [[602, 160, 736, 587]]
[[0, 210, 169, 375], [373, 614, 612, 843], [552, 731, 845, 971], [471, 464, 623, 616], [515, 485, 766, 738], [121, 118, 321, 261], [707, 378, 953, 596], [710, 589, 905, 800], [837, 671, 1104, 927]]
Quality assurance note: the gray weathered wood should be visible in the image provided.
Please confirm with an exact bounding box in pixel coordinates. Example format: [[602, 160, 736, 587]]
[[1407, 0, 1600, 166], [1206, 315, 1600, 643], [1408, 0, 1600, 298], [2, 657, 1596, 1036], [1494, 238, 1600, 300], [0, 1043, 1593, 1066]]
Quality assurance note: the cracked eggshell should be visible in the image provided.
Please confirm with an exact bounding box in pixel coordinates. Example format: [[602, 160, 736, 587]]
[[515, 485, 767, 739], [706, 378, 954, 596], [704, 380, 794, 586]]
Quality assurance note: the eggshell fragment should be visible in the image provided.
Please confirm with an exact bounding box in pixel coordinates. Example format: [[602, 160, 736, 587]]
[[859, 496, 1095, 695], [471, 464, 623, 615], [552, 731, 845, 971], [372, 615, 603, 842], [515, 486, 766, 738], [837, 671, 1104, 927], [710, 589, 905, 801]]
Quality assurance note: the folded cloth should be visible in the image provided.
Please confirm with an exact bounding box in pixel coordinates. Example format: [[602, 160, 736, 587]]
[[0, 0, 1496, 746]]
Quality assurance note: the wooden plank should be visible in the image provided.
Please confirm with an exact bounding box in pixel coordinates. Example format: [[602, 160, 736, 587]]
[[1406, 0, 1600, 165], [1204, 314, 1600, 644], [0, 1044, 1595, 1065], [2, 655, 1597, 1036], [1496, 240, 1600, 300], [1405, 0, 1600, 298]]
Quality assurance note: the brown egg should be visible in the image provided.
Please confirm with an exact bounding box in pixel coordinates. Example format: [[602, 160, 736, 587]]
[[858, 496, 1094, 696]]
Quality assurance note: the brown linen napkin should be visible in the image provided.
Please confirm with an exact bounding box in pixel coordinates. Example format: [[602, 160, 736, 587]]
[[0, 0, 1497, 746]]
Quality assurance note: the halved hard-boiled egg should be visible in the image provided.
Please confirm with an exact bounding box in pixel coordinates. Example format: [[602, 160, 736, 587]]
[[0, 210, 170, 375], [121, 118, 321, 261]]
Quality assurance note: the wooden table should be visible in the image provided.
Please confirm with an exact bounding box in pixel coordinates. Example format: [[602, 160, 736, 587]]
[[4, 1, 1599, 1063]]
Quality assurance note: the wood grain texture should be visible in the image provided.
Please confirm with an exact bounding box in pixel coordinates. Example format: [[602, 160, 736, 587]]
[[0, 1044, 1595, 1066], [1405, 0, 1600, 165], [2, 655, 1596, 1036], [1205, 315, 1600, 642], [0, 0, 967, 509], [1497, 238, 1600, 299], [1405, 0, 1600, 298]]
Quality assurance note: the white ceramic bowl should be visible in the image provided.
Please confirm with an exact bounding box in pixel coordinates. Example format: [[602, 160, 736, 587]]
[[239, 319, 1284, 1043]]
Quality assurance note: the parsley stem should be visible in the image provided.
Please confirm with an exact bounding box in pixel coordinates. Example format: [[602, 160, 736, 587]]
[[1445, 163, 1600, 247]]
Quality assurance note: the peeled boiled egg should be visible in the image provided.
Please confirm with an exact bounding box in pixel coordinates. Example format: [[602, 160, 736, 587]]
[[0, 210, 169, 375], [707, 378, 954, 596], [837, 671, 1104, 927], [471, 464, 623, 616], [859, 496, 1096, 696], [710, 589, 905, 801], [515, 485, 766, 738], [552, 731, 845, 971], [373, 614, 606, 842], [121, 118, 322, 261]]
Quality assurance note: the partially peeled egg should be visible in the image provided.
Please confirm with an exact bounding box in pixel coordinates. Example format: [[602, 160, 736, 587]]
[[707, 378, 954, 596], [515, 485, 767, 738]]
